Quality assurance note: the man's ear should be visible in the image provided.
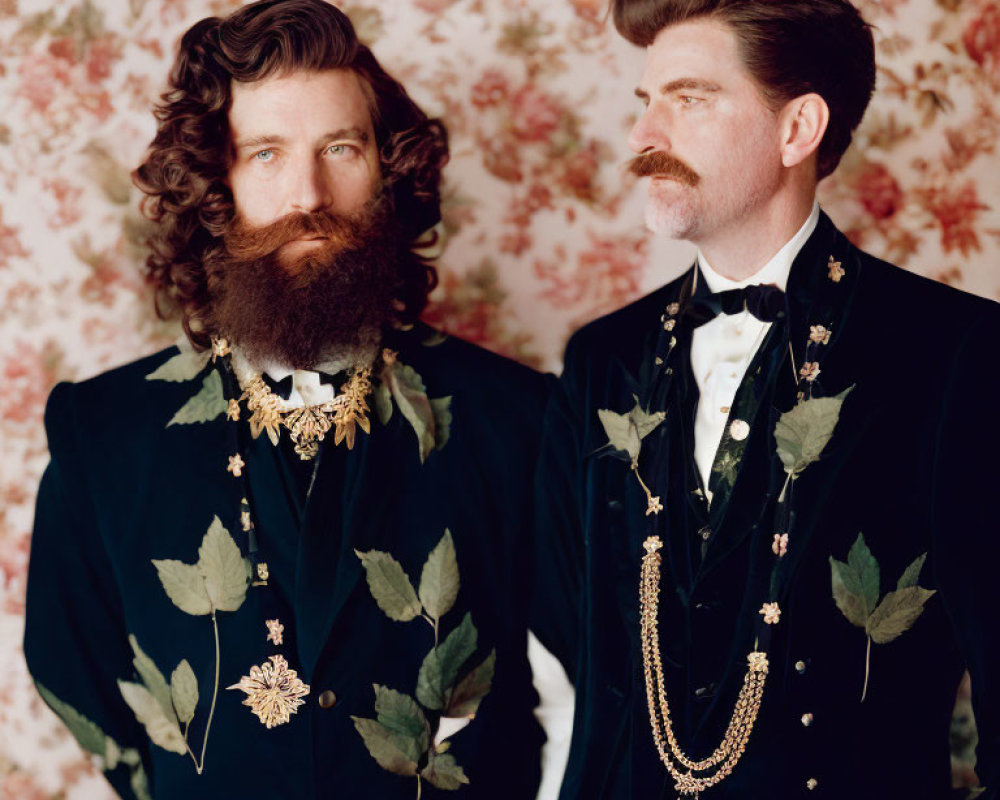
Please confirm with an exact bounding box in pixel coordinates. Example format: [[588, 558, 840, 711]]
[[779, 93, 829, 169]]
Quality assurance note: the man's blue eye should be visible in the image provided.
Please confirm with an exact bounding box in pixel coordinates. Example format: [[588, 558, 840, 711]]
[[253, 149, 274, 162]]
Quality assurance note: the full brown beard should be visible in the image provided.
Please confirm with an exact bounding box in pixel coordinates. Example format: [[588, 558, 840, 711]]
[[628, 150, 701, 186], [205, 196, 404, 370]]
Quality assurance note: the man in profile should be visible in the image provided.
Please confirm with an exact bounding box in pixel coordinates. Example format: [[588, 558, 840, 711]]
[[535, 1, 1000, 797], [25, 2, 545, 797]]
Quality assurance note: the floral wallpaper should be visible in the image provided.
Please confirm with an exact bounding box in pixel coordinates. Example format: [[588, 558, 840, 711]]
[[0, 0, 997, 796]]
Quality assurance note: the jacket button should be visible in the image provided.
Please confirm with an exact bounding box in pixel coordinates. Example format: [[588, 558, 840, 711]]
[[694, 683, 716, 699], [608, 500, 623, 511], [806, 778, 818, 790], [795, 660, 807, 674], [318, 690, 337, 709], [801, 713, 813, 727]]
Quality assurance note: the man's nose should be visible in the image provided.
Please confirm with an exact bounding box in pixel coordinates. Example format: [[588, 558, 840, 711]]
[[627, 106, 670, 155], [289, 158, 333, 213]]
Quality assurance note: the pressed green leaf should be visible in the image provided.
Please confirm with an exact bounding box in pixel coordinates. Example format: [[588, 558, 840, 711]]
[[374, 685, 429, 738], [446, 649, 496, 718], [419, 530, 460, 621], [35, 682, 107, 757], [774, 386, 853, 475], [848, 533, 880, 617], [170, 660, 199, 725], [351, 717, 419, 776], [421, 752, 470, 790], [373, 382, 393, 426], [830, 558, 867, 628], [355, 549, 422, 622], [374, 685, 429, 762], [416, 613, 477, 710], [197, 516, 248, 613], [430, 396, 452, 451], [422, 330, 449, 347], [145, 351, 210, 383], [128, 635, 173, 721], [104, 737, 121, 770], [152, 559, 212, 616], [897, 553, 928, 590], [386, 362, 437, 463], [597, 409, 641, 461], [628, 395, 666, 441], [866, 586, 937, 644], [167, 371, 226, 426], [117, 681, 186, 755], [129, 761, 153, 800]]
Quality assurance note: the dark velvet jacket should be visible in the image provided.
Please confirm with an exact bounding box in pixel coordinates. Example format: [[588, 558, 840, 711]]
[[534, 213, 1000, 800], [25, 323, 547, 799]]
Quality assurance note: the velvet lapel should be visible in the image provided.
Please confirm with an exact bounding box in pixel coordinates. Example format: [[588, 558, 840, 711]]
[[293, 377, 410, 680]]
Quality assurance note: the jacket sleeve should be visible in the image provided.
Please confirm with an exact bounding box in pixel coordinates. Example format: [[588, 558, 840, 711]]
[[531, 332, 589, 680], [932, 306, 1000, 800], [24, 382, 152, 799]]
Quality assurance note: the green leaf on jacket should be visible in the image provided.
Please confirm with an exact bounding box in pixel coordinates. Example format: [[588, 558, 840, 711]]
[[421, 751, 470, 790], [170, 660, 199, 725], [831, 535, 936, 700], [374, 685, 430, 762], [847, 533, 880, 617], [774, 386, 853, 475], [128, 635, 174, 721], [866, 586, 937, 644], [417, 613, 477, 710], [445, 649, 496, 718], [419, 529, 460, 621], [598, 396, 665, 462], [197, 516, 249, 613], [430, 396, 453, 451], [351, 717, 420, 776], [146, 350, 210, 383], [152, 559, 213, 616], [167, 371, 226, 427], [355, 549, 422, 622], [118, 680, 186, 755], [35, 682, 107, 757]]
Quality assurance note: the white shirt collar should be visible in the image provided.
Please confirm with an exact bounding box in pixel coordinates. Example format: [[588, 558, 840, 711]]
[[697, 201, 820, 294]]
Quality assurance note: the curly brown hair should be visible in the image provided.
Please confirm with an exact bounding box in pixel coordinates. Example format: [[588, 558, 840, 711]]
[[134, 0, 449, 349]]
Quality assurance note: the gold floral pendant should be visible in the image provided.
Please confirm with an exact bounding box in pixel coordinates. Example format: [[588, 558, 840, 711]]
[[227, 654, 310, 729]]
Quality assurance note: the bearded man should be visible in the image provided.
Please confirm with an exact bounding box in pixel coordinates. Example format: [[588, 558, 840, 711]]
[[534, 1, 1000, 798], [24, 2, 546, 798]]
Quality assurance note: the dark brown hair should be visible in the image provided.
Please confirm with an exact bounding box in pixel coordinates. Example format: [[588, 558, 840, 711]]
[[135, 0, 449, 349], [612, 0, 875, 179]]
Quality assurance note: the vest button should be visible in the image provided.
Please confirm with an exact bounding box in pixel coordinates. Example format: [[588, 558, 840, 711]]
[[317, 690, 337, 709], [795, 660, 807, 674]]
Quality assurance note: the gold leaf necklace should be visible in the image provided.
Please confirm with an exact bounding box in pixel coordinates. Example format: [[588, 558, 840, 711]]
[[232, 351, 375, 460]]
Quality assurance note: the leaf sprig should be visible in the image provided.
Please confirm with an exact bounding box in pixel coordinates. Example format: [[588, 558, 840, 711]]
[[120, 517, 249, 774], [354, 530, 495, 795], [830, 533, 936, 701]]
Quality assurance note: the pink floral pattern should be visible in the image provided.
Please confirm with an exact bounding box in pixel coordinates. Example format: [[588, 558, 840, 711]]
[[0, 0, 997, 795]]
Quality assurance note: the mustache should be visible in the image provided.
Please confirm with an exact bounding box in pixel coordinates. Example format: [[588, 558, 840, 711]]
[[627, 151, 700, 187], [223, 209, 366, 262]]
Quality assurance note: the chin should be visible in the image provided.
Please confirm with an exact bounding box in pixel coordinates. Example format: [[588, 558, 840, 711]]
[[644, 197, 700, 241]]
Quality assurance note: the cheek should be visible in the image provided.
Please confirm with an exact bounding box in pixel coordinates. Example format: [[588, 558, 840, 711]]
[[229, 170, 281, 226]]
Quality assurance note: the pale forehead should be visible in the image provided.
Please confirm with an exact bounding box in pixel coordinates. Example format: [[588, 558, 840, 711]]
[[638, 17, 754, 94], [229, 68, 374, 134]]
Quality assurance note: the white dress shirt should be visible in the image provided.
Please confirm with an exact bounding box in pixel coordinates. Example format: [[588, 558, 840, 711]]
[[691, 202, 820, 498]]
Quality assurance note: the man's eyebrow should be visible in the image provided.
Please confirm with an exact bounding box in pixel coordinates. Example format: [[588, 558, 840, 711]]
[[634, 78, 723, 101], [234, 128, 370, 150]]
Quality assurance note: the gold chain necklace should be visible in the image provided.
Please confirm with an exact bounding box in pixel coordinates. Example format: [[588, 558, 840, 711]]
[[239, 366, 373, 460], [640, 536, 768, 797]]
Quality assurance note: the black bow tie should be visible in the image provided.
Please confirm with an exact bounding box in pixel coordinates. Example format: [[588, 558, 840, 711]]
[[262, 371, 338, 401], [685, 284, 786, 329]]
